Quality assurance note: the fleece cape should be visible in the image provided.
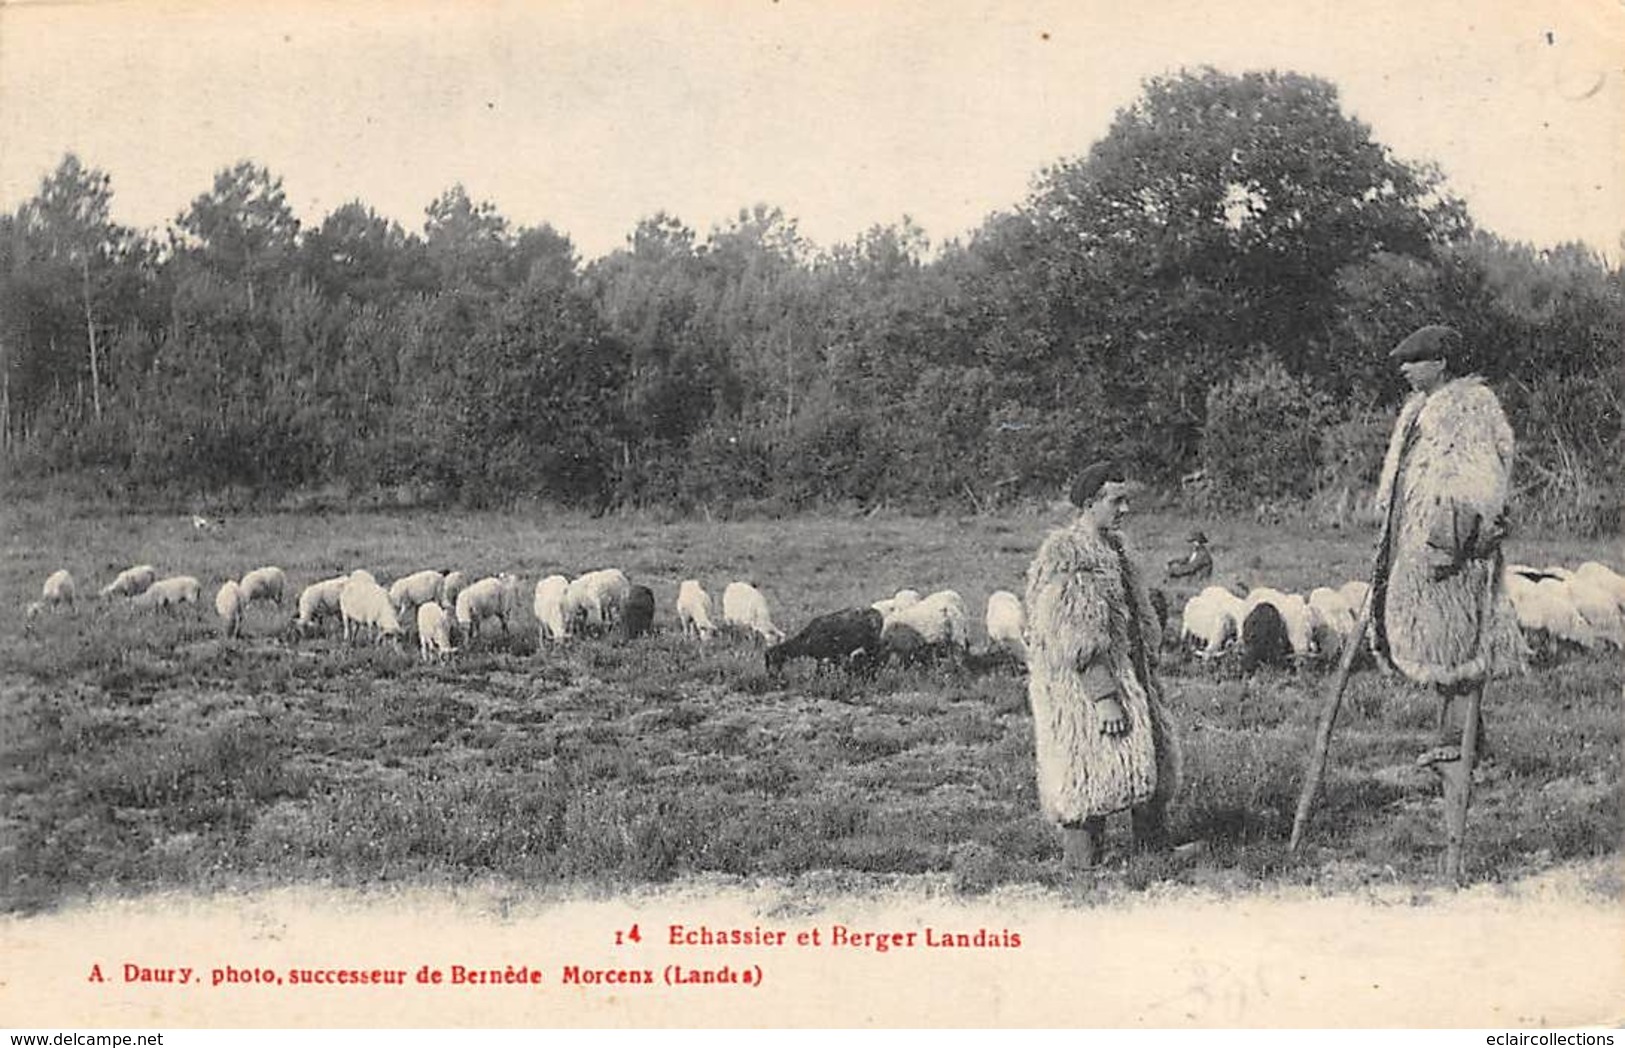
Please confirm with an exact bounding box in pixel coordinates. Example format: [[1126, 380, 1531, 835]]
[[1024, 519, 1182, 825], [1372, 375, 1528, 687]]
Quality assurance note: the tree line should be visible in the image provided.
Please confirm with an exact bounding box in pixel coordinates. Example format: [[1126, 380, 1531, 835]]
[[3, 69, 1619, 532]]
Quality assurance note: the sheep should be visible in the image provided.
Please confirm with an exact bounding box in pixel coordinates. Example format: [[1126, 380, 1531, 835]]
[[533, 575, 571, 645], [620, 584, 656, 640], [296, 575, 350, 635], [133, 575, 202, 611], [239, 566, 287, 607], [40, 569, 76, 611], [439, 570, 471, 609], [1505, 573, 1595, 653], [215, 579, 244, 638], [1565, 574, 1625, 648], [1244, 587, 1314, 659], [1179, 585, 1246, 658], [766, 607, 884, 676], [871, 589, 922, 620], [389, 570, 445, 619], [339, 574, 402, 644], [1574, 562, 1625, 619], [456, 573, 523, 641], [676, 580, 718, 640], [349, 568, 378, 586], [984, 590, 1027, 662], [1307, 586, 1357, 659], [1337, 579, 1372, 617], [1240, 601, 1293, 671], [565, 569, 631, 633], [883, 589, 970, 653], [100, 564, 157, 599], [722, 582, 786, 645], [417, 601, 456, 662]]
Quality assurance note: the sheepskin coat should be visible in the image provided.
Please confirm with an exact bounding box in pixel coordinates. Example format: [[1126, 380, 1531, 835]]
[[1372, 375, 1527, 687], [1024, 518, 1182, 825]]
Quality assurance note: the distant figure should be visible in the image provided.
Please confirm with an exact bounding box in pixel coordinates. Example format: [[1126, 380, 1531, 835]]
[[1166, 530, 1213, 582]]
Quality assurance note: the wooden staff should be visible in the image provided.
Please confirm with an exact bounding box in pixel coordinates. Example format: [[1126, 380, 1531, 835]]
[[1288, 576, 1376, 852]]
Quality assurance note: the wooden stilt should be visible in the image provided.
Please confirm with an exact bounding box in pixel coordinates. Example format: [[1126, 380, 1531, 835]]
[[1440, 685, 1483, 884]]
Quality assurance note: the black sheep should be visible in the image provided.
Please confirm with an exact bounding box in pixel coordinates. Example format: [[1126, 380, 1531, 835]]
[[620, 584, 656, 640], [1240, 601, 1292, 672], [765, 607, 883, 676]]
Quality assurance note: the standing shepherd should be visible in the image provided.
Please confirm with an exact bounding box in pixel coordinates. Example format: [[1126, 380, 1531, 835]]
[[1024, 461, 1183, 871], [1371, 324, 1527, 881]]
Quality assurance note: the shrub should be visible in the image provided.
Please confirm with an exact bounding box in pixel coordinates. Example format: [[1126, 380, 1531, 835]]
[[1200, 356, 1335, 508]]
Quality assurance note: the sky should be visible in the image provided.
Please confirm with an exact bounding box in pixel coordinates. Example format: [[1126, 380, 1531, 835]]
[[1, 0, 1621, 261]]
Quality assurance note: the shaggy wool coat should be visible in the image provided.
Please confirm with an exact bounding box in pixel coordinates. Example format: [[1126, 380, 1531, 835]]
[[1372, 375, 1528, 687], [1024, 519, 1182, 825]]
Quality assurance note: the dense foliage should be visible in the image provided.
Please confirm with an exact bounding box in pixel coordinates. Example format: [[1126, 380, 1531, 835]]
[[3, 70, 1619, 531]]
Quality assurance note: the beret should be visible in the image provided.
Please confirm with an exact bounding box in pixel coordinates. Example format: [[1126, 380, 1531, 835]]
[[1188, 530, 1209, 544], [1069, 460, 1127, 508], [1390, 324, 1461, 363]]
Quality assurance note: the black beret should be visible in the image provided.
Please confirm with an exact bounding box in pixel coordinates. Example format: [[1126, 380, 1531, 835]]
[[1188, 530, 1209, 544], [1069, 461, 1127, 508], [1390, 324, 1461, 364]]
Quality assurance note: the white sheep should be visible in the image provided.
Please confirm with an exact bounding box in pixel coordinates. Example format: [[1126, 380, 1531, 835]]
[[296, 575, 350, 635], [1337, 579, 1372, 617], [534, 575, 571, 645], [722, 581, 786, 645], [340, 575, 402, 644], [565, 569, 631, 632], [984, 590, 1026, 661], [871, 588, 923, 619], [1564, 574, 1625, 649], [1307, 585, 1357, 657], [417, 601, 456, 662], [100, 564, 157, 599], [886, 588, 970, 650], [1506, 573, 1595, 650], [133, 575, 201, 611], [676, 580, 718, 640], [41, 569, 76, 610], [239, 565, 287, 606], [1574, 561, 1625, 616], [456, 573, 523, 640], [390, 570, 446, 618], [348, 568, 378, 587], [215, 579, 244, 638], [1180, 585, 1246, 657], [439, 571, 471, 609]]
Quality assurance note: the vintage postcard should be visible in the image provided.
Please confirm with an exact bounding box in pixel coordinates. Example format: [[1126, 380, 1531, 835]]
[[1, 0, 1621, 1030]]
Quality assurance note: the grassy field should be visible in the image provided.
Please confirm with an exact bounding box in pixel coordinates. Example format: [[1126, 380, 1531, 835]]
[[2, 500, 1620, 914]]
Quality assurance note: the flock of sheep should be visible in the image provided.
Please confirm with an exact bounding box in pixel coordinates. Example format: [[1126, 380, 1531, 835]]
[[28, 552, 1624, 678], [25, 560, 1024, 675], [1175, 560, 1625, 670]]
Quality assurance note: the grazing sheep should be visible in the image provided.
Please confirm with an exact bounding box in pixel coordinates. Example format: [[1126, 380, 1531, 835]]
[[456, 573, 523, 640], [620, 584, 656, 640], [676, 580, 718, 640], [1240, 601, 1293, 671], [1307, 586, 1357, 659], [439, 570, 471, 609], [1565, 574, 1625, 648], [296, 575, 350, 635], [871, 588, 922, 620], [1507, 574, 1593, 648], [883, 589, 970, 652], [880, 621, 934, 666], [1179, 585, 1246, 658], [417, 601, 456, 662], [340, 575, 402, 644], [41, 569, 76, 610], [100, 564, 157, 599], [1574, 562, 1625, 611], [723, 582, 786, 645], [533, 575, 571, 645], [1245, 587, 1314, 659], [133, 575, 202, 611], [1337, 579, 1372, 617], [215, 579, 244, 638], [389, 570, 445, 619], [239, 566, 287, 606], [984, 590, 1027, 661], [767, 607, 884, 676], [566, 568, 631, 633]]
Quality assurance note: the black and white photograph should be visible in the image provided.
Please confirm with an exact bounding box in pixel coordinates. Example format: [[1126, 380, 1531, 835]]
[[1, 0, 1621, 1031]]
